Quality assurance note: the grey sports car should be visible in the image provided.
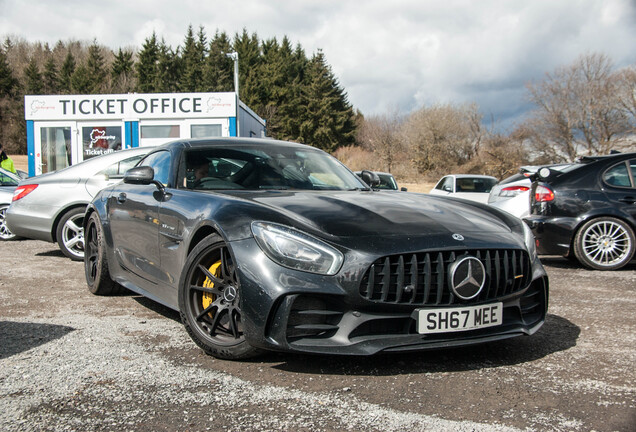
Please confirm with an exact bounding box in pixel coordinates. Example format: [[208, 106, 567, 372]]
[[85, 138, 549, 360], [6, 147, 151, 259], [0, 167, 20, 240]]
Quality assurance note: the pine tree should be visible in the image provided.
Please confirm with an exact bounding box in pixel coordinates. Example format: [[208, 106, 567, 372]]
[[157, 39, 180, 92], [0, 48, 19, 97], [136, 32, 160, 92], [43, 57, 59, 94], [233, 29, 263, 106], [24, 57, 43, 94], [111, 48, 135, 92], [298, 50, 356, 151], [204, 30, 233, 92], [59, 50, 76, 93], [71, 64, 91, 93], [180, 25, 207, 92], [85, 41, 107, 93]]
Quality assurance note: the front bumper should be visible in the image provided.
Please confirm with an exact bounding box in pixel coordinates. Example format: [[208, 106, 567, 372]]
[[231, 238, 549, 356]]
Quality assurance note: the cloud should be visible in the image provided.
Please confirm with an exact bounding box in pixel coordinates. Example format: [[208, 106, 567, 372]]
[[1, 0, 634, 130]]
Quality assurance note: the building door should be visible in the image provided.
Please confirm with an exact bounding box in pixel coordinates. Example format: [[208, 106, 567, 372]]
[[34, 122, 76, 175], [77, 122, 125, 163]]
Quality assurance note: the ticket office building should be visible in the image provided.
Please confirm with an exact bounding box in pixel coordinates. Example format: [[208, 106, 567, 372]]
[[24, 92, 266, 176]]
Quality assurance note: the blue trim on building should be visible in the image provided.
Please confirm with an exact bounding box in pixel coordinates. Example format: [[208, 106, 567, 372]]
[[124, 121, 139, 148], [124, 121, 139, 147], [229, 117, 237, 137], [26, 120, 35, 176]]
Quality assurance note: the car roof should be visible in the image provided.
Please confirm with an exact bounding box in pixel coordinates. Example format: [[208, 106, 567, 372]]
[[22, 147, 152, 183], [446, 174, 498, 180], [0, 166, 20, 183], [160, 137, 317, 152]]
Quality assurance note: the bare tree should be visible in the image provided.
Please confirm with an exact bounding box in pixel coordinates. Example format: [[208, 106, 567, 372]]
[[525, 53, 635, 161], [403, 103, 482, 176], [356, 108, 404, 172]]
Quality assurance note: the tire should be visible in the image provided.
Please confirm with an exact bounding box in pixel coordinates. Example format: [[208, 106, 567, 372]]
[[178, 234, 260, 360], [84, 212, 122, 295], [0, 204, 18, 241], [56, 207, 86, 260], [573, 217, 635, 270]]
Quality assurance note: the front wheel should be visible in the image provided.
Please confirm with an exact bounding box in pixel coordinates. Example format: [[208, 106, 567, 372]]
[[0, 204, 17, 240], [84, 212, 122, 295], [178, 234, 260, 360], [56, 207, 86, 260], [573, 217, 635, 270]]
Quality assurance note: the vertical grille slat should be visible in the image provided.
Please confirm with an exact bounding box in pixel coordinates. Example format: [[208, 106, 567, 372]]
[[395, 255, 405, 303], [380, 257, 391, 301], [409, 254, 418, 304], [435, 252, 444, 304], [359, 249, 531, 306]]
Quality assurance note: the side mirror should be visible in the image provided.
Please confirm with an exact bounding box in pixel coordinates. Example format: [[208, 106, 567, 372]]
[[124, 166, 155, 185], [401, 187, 408, 192], [360, 170, 381, 188]]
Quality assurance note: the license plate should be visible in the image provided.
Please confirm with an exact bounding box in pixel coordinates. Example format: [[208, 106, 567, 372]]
[[416, 303, 503, 334]]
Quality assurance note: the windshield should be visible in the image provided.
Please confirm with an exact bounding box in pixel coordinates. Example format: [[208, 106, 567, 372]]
[[181, 146, 366, 191]]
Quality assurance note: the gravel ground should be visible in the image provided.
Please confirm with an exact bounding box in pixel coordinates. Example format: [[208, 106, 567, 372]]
[[1, 239, 635, 431]]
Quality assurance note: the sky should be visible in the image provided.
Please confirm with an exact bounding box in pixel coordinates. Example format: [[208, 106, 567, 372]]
[[1, 0, 635, 131]]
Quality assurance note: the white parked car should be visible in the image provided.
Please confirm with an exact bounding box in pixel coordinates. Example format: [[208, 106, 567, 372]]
[[429, 174, 498, 204], [0, 167, 20, 240]]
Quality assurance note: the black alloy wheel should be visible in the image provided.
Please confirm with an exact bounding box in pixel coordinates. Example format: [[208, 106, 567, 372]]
[[84, 212, 122, 295], [178, 234, 259, 360]]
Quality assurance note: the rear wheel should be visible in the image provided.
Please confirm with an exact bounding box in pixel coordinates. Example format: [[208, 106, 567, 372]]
[[573, 217, 635, 270], [56, 207, 85, 260], [0, 204, 17, 240], [84, 212, 122, 295], [178, 234, 260, 360]]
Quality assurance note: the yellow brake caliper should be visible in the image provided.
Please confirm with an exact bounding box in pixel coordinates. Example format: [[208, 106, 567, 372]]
[[202, 261, 222, 317]]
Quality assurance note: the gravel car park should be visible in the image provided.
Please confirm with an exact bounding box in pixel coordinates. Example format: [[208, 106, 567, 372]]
[[1, 238, 634, 431]]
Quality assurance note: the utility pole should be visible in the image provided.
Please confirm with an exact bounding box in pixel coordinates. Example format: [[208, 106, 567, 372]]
[[226, 52, 239, 136]]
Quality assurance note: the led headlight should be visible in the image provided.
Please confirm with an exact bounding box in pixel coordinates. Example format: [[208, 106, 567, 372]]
[[522, 221, 538, 260], [251, 222, 344, 275]]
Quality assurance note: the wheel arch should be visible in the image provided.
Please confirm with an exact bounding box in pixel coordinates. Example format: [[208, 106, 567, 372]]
[[187, 224, 224, 256], [51, 203, 89, 243]]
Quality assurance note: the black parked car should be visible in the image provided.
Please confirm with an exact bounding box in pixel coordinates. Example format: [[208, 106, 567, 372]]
[[85, 138, 548, 359], [526, 152, 636, 270]]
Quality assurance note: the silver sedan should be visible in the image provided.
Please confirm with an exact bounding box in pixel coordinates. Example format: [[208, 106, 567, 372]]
[[0, 167, 20, 240], [6, 147, 151, 259]]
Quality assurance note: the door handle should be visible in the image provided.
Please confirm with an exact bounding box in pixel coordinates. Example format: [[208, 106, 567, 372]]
[[618, 197, 636, 204], [117, 193, 127, 203]]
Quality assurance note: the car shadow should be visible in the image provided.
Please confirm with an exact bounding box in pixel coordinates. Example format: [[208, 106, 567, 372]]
[[0, 321, 75, 359], [131, 296, 181, 322], [35, 249, 66, 258], [267, 314, 580, 376]]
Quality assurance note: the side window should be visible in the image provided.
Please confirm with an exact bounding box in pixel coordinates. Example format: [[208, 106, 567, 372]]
[[97, 155, 144, 179], [140, 151, 172, 186], [435, 177, 449, 191], [603, 161, 633, 188]]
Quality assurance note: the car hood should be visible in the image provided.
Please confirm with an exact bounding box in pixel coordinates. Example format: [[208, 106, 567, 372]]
[[225, 190, 522, 249]]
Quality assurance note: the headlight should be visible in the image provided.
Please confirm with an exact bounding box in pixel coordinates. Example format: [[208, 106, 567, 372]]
[[251, 222, 344, 275], [522, 221, 538, 260]]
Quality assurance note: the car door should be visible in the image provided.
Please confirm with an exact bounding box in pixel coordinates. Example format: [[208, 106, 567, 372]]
[[107, 150, 171, 294], [601, 158, 636, 222]]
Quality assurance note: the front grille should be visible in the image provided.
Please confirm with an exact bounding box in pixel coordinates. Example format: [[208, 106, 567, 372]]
[[359, 249, 531, 306]]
